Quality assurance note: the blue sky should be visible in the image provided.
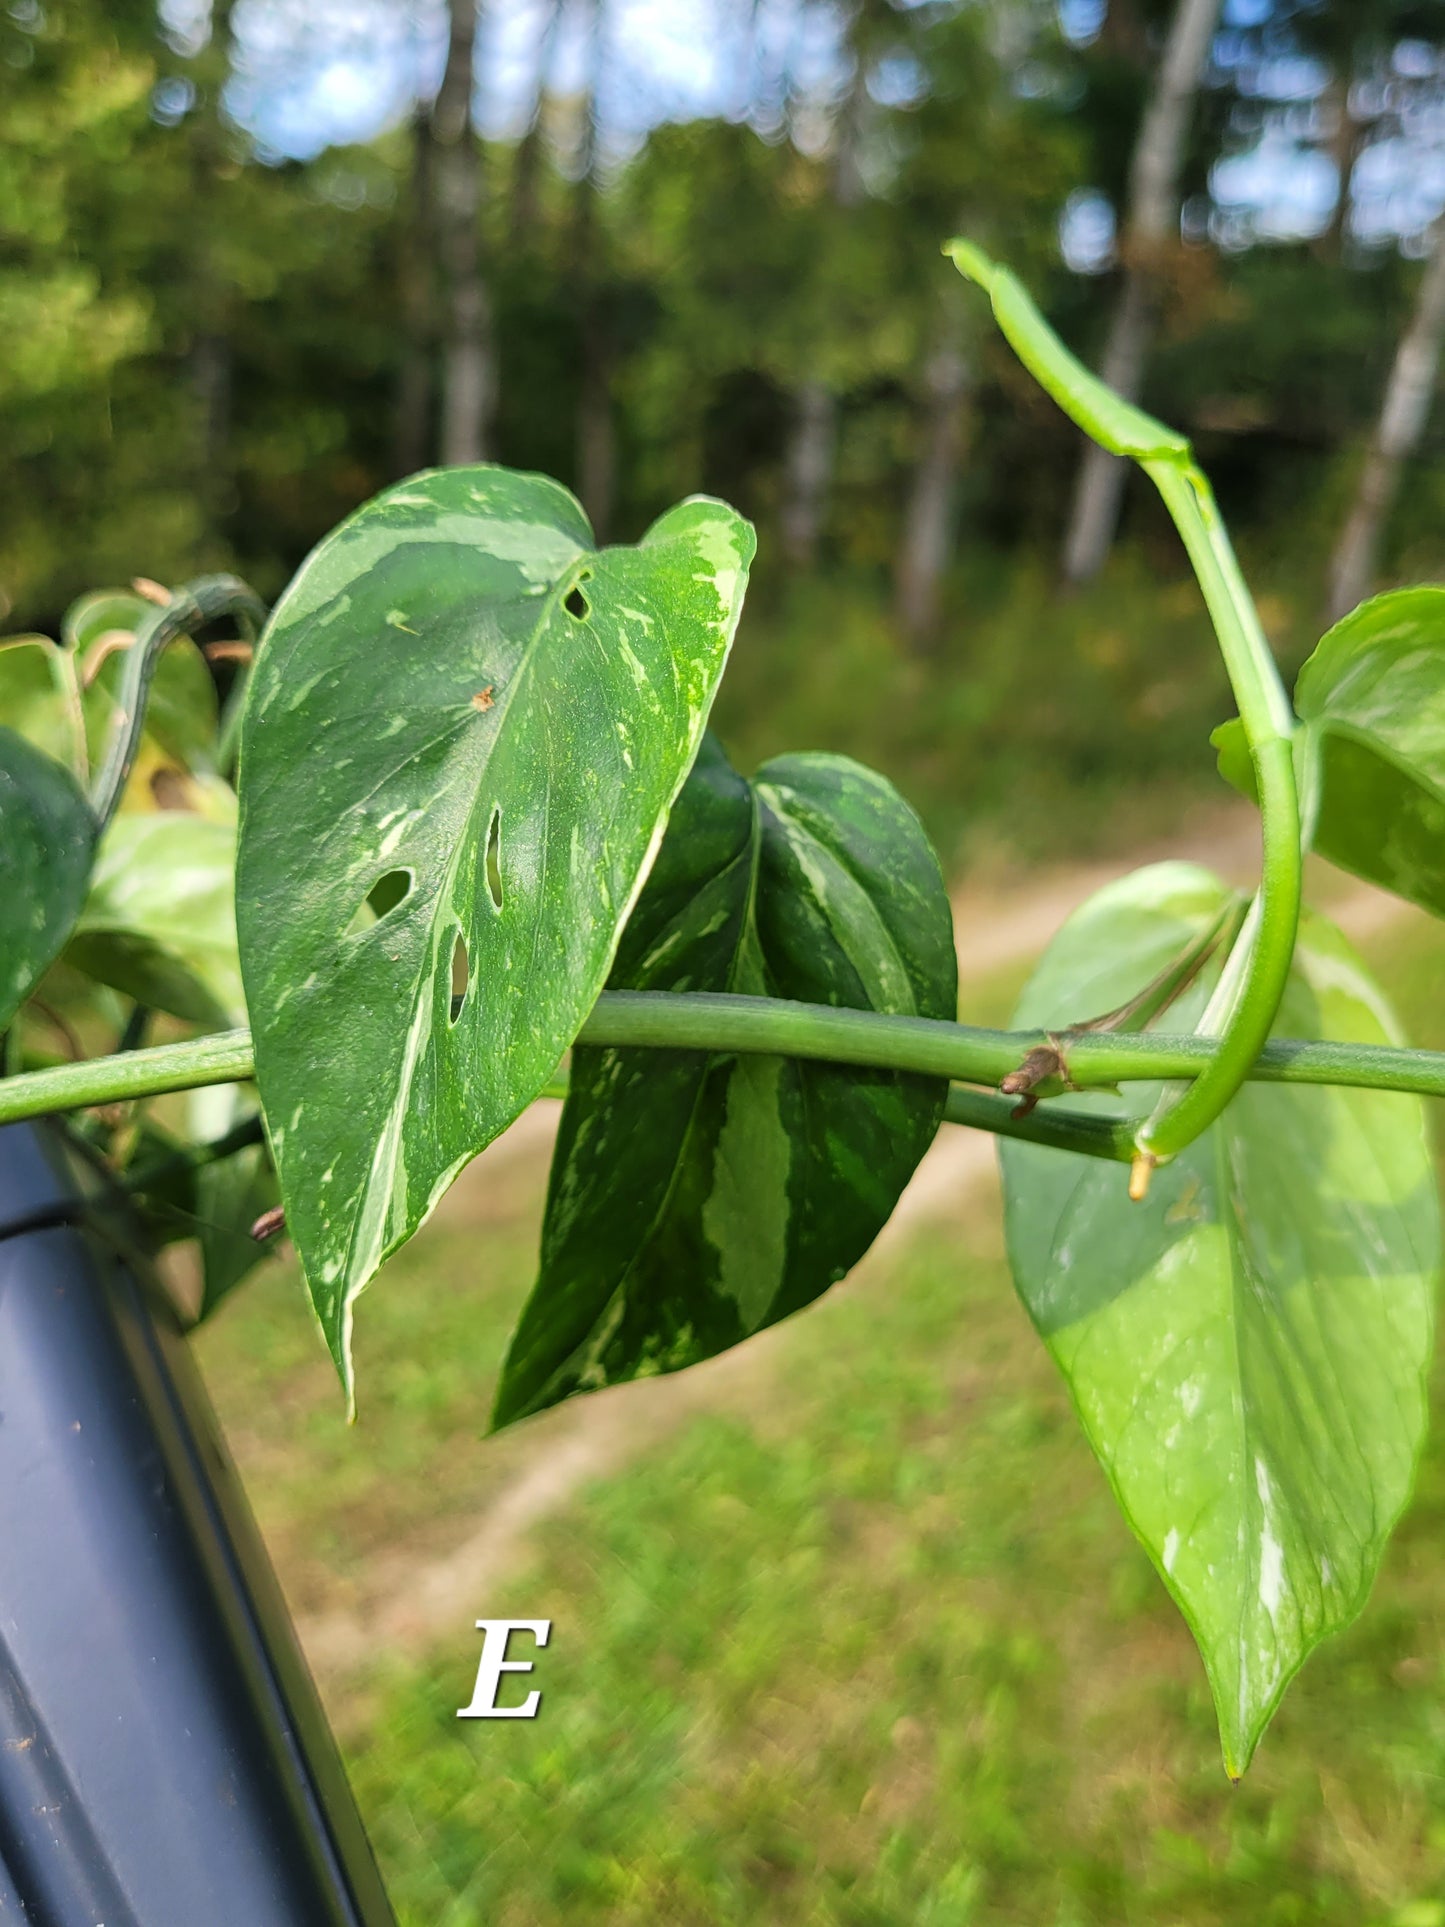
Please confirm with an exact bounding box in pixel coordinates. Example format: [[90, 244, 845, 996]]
[[162, 0, 845, 164], [162, 0, 1445, 251]]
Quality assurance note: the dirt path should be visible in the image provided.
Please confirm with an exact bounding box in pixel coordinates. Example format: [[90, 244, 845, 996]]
[[292, 803, 1413, 1683]]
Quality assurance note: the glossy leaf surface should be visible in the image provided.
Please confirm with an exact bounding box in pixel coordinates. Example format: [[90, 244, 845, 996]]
[[67, 812, 243, 1025], [493, 735, 957, 1428], [1295, 587, 1445, 916], [236, 467, 754, 1385], [1216, 589, 1445, 917], [1000, 862, 1438, 1776], [0, 724, 96, 1028]]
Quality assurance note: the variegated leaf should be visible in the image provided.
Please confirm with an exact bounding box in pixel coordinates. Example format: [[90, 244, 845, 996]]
[[493, 734, 957, 1427], [235, 467, 754, 1389]]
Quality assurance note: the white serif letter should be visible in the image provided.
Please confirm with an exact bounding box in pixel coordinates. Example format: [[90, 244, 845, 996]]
[[457, 1619, 551, 1720]]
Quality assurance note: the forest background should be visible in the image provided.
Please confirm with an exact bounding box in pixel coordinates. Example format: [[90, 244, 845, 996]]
[[15, 5, 1445, 1919], [13, 0, 1445, 872]]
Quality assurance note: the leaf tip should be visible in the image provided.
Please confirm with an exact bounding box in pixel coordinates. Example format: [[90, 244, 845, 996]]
[[312, 1277, 359, 1417], [942, 237, 995, 290]]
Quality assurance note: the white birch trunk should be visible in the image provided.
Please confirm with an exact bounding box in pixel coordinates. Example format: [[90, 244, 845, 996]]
[[1060, 0, 1224, 586], [895, 311, 971, 650], [1328, 217, 1445, 623], [433, 0, 494, 467]]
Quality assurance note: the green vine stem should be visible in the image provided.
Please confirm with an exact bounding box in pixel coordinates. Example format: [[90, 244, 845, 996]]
[[4, 993, 1443, 1141], [1136, 467, 1299, 1165], [91, 573, 268, 833], [944, 241, 1302, 1180], [942, 1086, 1134, 1163]]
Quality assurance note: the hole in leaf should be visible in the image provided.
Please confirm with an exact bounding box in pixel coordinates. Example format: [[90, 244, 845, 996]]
[[450, 929, 469, 1022], [485, 807, 503, 912], [344, 868, 414, 937], [564, 585, 589, 620]]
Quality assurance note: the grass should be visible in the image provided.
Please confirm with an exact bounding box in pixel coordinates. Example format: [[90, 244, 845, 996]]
[[193, 894, 1445, 1927]]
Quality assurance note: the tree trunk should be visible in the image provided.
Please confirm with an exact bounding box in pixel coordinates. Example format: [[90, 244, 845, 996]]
[[572, 0, 615, 539], [1327, 217, 1445, 624], [1060, 275, 1153, 585], [895, 306, 971, 651], [1059, 0, 1224, 586], [191, 330, 231, 508], [778, 65, 866, 573], [188, 0, 236, 528], [392, 108, 435, 477], [1320, 74, 1363, 259], [432, 0, 494, 467], [780, 379, 837, 569], [576, 319, 615, 541], [508, 0, 565, 249]]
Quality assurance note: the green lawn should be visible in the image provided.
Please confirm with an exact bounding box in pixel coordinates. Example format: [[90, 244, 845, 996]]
[[194, 901, 1445, 1926]]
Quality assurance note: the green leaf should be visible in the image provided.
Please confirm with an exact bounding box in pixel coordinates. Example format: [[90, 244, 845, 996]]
[[1293, 587, 1445, 917], [0, 634, 86, 776], [65, 812, 243, 1025], [235, 467, 755, 1388], [189, 1084, 278, 1318], [1210, 715, 1253, 803], [0, 724, 96, 1029], [124, 1087, 277, 1316], [79, 607, 219, 784], [493, 735, 957, 1428], [62, 587, 150, 656], [999, 861, 1438, 1777]]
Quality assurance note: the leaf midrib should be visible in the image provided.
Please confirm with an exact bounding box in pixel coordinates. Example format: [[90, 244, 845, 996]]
[[333, 540, 598, 1308]]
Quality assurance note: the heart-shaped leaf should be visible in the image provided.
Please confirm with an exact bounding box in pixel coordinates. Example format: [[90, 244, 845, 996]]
[[999, 861, 1438, 1777], [0, 724, 97, 1029], [493, 735, 957, 1428], [236, 467, 754, 1388], [1215, 588, 1445, 917], [66, 812, 244, 1025]]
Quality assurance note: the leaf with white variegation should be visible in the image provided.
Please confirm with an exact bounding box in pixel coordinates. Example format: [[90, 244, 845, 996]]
[[493, 735, 957, 1428], [999, 861, 1438, 1777], [236, 466, 754, 1390], [0, 725, 96, 1029]]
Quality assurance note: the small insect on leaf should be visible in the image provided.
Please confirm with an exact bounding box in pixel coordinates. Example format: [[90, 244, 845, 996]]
[[471, 686, 495, 712]]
